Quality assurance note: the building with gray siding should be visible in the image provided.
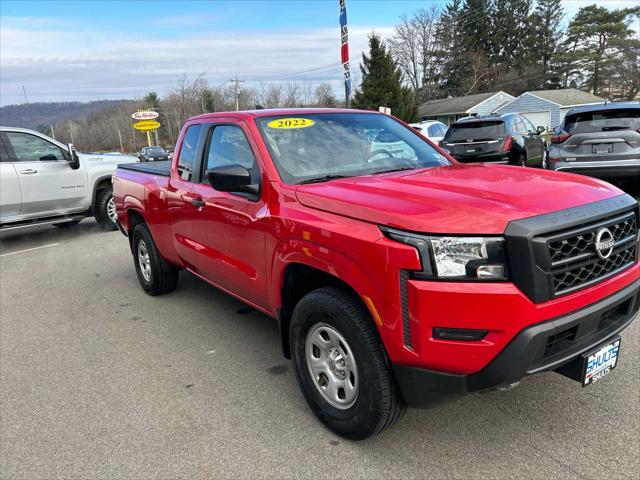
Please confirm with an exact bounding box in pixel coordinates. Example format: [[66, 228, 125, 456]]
[[418, 91, 515, 126], [496, 89, 605, 131]]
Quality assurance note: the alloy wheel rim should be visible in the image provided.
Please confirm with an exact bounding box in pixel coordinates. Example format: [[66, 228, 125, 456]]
[[137, 240, 152, 282], [106, 196, 117, 223], [305, 323, 359, 409]]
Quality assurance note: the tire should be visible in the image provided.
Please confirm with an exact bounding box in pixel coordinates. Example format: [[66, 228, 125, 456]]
[[132, 223, 179, 296], [53, 219, 81, 228], [290, 287, 405, 440], [94, 187, 118, 231], [518, 154, 527, 167]]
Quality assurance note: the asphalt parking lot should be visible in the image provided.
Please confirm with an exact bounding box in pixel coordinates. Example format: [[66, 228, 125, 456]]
[[1, 184, 639, 479]]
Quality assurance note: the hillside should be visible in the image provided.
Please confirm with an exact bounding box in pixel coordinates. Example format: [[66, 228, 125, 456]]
[[0, 100, 134, 131]]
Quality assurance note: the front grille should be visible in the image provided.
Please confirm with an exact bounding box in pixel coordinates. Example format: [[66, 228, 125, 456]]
[[538, 211, 638, 298]]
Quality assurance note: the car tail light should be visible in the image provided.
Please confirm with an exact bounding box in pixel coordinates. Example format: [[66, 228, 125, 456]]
[[502, 135, 513, 152], [551, 130, 571, 144]]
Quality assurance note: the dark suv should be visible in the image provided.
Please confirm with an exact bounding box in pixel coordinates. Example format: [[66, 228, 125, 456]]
[[548, 102, 640, 183], [440, 114, 546, 167], [138, 146, 169, 162]]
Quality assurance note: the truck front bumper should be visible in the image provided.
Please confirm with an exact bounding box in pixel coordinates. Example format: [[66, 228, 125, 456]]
[[394, 278, 639, 408]]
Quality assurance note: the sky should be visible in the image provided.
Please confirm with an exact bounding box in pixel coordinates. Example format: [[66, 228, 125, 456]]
[[1, 0, 638, 106]]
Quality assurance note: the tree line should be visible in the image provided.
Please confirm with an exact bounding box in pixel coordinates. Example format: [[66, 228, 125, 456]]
[[52, 78, 339, 152], [353, 0, 640, 120]]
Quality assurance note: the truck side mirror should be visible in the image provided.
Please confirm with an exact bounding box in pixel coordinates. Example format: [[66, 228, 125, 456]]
[[536, 126, 545, 135], [67, 143, 80, 170], [206, 164, 259, 197]]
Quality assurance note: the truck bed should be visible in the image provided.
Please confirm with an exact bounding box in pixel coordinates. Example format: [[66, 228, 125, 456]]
[[118, 161, 170, 177]]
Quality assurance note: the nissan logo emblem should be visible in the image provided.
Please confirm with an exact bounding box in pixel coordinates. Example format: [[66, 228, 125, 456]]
[[595, 227, 615, 259]]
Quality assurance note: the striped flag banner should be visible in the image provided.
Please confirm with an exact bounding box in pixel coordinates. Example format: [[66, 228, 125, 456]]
[[339, 0, 351, 100]]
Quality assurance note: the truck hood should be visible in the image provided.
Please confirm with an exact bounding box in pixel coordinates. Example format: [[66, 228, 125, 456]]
[[295, 164, 623, 234]]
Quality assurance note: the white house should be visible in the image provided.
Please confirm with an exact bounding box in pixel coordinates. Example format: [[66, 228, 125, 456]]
[[418, 91, 515, 126], [496, 89, 605, 131]]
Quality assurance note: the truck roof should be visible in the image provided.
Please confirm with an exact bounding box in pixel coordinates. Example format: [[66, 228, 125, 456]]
[[189, 108, 376, 121]]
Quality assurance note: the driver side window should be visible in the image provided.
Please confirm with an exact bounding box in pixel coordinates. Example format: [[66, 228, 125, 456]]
[[205, 125, 256, 171], [5, 132, 66, 162]]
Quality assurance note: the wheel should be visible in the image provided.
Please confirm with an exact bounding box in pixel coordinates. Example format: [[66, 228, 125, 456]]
[[53, 219, 81, 228], [518, 154, 527, 167], [94, 187, 118, 231], [132, 223, 179, 296], [290, 287, 405, 440]]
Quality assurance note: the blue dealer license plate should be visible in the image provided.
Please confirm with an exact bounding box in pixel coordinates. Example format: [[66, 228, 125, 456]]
[[582, 337, 621, 387]]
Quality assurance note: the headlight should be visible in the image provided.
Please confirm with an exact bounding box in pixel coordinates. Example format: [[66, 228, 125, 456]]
[[381, 227, 508, 280]]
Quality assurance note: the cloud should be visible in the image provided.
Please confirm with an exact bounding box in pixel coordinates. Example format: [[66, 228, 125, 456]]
[[0, 18, 392, 105]]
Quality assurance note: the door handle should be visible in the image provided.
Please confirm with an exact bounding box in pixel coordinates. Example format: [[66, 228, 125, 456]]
[[191, 198, 205, 208], [20, 169, 38, 175]]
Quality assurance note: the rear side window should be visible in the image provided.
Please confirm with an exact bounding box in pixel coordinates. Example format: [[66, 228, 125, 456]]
[[444, 121, 506, 141], [177, 124, 202, 181], [565, 108, 640, 134]]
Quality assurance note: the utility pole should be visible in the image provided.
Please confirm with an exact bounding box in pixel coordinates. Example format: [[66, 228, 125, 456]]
[[22, 85, 28, 104], [50, 125, 56, 140], [117, 128, 124, 153], [229, 76, 245, 111]]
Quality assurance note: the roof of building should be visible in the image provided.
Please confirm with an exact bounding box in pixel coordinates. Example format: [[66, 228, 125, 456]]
[[418, 92, 510, 117], [523, 88, 605, 107]]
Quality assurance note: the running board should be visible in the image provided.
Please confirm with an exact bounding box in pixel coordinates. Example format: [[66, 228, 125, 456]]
[[0, 215, 86, 232]]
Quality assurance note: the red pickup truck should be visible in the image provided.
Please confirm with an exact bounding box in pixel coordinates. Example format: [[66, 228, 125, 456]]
[[113, 109, 639, 439]]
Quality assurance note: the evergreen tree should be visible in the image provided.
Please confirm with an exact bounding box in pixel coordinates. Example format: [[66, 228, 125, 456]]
[[492, 0, 532, 68], [459, 0, 493, 56], [529, 0, 565, 88], [435, 0, 466, 97], [352, 33, 417, 121], [564, 5, 640, 96]]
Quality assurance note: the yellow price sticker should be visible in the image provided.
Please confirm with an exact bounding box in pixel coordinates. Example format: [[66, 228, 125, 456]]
[[267, 118, 315, 129]]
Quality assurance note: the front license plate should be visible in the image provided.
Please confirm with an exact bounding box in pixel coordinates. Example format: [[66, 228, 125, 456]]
[[582, 337, 621, 387], [592, 143, 613, 154]]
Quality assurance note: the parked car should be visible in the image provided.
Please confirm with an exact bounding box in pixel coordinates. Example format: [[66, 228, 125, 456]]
[[409, 120, 448, 144], [138, 146, 169, 162], [0, 127, 138, 231], [548, 102, 640, 183], [113, 109, 639, 439], [440, 113, 546, 167]]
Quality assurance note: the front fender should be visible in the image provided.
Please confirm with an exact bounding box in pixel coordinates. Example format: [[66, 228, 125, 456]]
[[270, 238, 402, 354]]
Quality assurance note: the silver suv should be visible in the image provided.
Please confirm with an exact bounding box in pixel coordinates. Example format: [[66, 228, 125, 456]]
[[548, 102, 640, 183]]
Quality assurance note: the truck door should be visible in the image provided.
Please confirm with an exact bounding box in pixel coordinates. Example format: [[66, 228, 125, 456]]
[[3, 131, 88, 216], [189, 121, 269, 310], [0, 136, 21, 221]]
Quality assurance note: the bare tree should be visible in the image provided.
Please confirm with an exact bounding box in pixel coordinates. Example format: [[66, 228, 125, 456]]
[[314, 83, 337, 107], [389, 7, 441, 102]]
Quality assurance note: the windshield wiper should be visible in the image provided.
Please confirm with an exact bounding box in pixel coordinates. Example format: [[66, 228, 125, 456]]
[[297, 174, 352, 185], [370, 166, 418, 175]]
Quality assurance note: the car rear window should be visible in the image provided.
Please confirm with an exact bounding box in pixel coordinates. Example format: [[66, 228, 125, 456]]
[[564, 108, 640, 134], [444, 121, 506, 142]]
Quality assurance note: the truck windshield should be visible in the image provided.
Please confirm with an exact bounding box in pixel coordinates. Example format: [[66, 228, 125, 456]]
[[565, 108, 640, 134], [255, 113, 451, 184], [444, 121, 506, 142]]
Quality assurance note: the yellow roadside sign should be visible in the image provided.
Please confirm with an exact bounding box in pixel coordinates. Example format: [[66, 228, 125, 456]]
[[133, 120, 161, 131]]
